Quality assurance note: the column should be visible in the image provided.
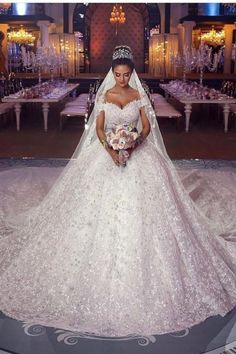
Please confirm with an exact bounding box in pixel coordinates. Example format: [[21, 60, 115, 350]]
[[182, 21, 196, 49], [0, 25, 9, 74], [234, 44, 236, 75], [37, 20, 50, 47], [63, 3, 69, 33], [164, 4, 171, 34], [158, 4, 165, 34], [223, 24, 234, 74], [69, 4, 76, 33]]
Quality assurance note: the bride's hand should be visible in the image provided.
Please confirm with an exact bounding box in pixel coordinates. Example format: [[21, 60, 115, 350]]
[[126, 147, 134, 158], [108, 148, 120, 166]]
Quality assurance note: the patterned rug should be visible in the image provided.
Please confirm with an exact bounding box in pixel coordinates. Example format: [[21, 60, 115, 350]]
[[0, 158, 235, 354]]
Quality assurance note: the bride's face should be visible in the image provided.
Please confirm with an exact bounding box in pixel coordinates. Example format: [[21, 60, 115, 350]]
[[113, 65, 132, 88]]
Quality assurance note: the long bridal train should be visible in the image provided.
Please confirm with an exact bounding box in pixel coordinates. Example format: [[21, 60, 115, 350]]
[[0, 98, 235, 336]]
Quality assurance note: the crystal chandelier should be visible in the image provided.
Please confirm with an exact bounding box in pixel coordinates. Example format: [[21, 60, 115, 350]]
[[7, 26, 36, 45], [223, 3, 236, 14], [109, 4, 126, 36], [199, 27, 225, 47], [110, 4, 126, 25], [189, 43, 222, 86]]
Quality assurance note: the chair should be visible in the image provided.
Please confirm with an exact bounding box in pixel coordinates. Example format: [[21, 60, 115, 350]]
[[60, 101, 89, 130], [230, 104, 236, 129], [151, 93, 182, 128], [221, 81, 236, 98], [59, 80, 102, 130]]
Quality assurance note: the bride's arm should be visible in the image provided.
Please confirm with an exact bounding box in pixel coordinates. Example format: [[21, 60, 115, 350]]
[[128, 107, 150, 156], [96, 111, 120, 165], [139, 106, 151, 141]]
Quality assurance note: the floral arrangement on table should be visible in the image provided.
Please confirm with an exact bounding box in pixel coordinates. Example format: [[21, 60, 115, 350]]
[[166, 80, 224, 100], [106, 123, 139, 166], [18, 80, 68, 99]]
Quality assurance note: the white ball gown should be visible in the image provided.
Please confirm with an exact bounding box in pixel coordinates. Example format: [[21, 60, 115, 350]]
[[0, 96, 236, 337]]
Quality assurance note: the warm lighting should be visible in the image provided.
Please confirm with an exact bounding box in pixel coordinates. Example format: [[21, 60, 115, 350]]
[[155, 40, 168, 61], [7, 26, 36, 45], [109, 4, 126, 25], [150, 25, 160, 37], [0, 3, 11, 9], [156, 43, 164, 58], [199, 27, 225, 47]]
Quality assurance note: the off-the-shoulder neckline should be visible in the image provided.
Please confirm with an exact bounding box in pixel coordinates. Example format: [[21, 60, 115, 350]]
[[104, 98, 142, 111]]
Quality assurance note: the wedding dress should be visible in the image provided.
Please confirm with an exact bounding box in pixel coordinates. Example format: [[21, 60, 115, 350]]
[[0, 71, 236, 337]]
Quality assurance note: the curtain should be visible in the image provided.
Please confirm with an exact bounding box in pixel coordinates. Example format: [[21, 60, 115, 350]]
[[149, 34, 178, 77], [49, 33, 84, 77]]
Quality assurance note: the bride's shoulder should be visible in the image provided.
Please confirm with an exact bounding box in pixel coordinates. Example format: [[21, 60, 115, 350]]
[[96, 90, 113, 105], [128, 87, 141, 100], [104, 89, 117, 102], [104, 88, 114, 98]]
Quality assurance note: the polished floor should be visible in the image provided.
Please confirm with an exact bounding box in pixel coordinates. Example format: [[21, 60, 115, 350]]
[[0, 158, 236, 354], [0, 102, 236, 159], [0, 307, 236, 354]]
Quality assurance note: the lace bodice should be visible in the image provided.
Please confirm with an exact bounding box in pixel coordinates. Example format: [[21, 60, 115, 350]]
[[96, 96, 147, 130]]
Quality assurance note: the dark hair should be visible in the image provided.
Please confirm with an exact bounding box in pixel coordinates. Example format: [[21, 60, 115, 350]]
[[111, 45, 134, 71]]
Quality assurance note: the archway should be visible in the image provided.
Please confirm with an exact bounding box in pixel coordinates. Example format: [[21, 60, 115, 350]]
[[73, 3, 161, 73]]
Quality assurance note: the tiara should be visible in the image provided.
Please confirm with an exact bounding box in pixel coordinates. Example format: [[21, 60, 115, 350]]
[[112, 47, 133, 61]]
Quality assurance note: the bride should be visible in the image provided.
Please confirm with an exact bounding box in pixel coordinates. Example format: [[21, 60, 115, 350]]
[[0, 45, 236, 337]]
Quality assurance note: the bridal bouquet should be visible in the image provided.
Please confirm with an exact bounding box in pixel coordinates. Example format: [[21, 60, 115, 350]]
[[106, 123, 139, 166]]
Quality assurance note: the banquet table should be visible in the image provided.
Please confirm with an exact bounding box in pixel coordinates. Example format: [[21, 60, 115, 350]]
[[159, 83, 236, 133], [2, 83, 79, 132]]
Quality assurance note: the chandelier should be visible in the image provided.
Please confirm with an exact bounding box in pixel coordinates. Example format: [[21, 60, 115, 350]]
[[7, 26, 36, 45], [199, 27, 225, 47], [223, 3, 236, 14], [110, 4, 126, 25]]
